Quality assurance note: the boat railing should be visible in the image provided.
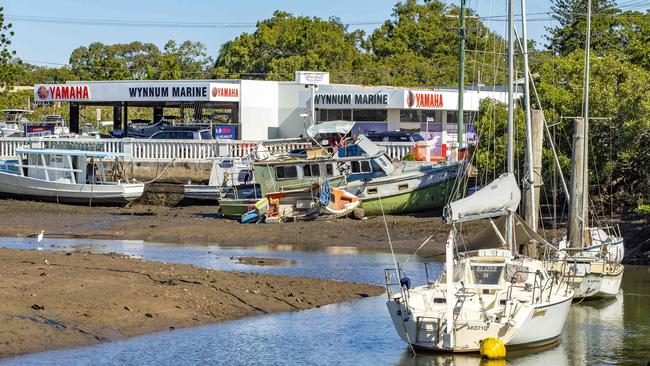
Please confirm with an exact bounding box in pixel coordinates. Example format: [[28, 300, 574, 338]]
[[384, 266, 410, 305], [506, 268, 572, 305]]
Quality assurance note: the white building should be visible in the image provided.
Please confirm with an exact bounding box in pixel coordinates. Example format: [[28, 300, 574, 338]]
[[34, 72, 513, 141]]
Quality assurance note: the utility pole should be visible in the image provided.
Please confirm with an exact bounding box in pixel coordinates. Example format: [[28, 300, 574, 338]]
[[456, 0, 466, 149]]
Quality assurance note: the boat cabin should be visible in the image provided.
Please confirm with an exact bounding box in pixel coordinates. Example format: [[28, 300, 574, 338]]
[[253, 159, 346, 195], [12, 148, 132, 185]]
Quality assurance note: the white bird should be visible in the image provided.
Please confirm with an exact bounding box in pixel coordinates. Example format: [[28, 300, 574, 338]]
[[36, 230, 44, 251]]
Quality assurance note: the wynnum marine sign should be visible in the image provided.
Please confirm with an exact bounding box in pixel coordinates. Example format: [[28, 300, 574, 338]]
[[314, 93, 390, 106], [34, 81, 240, 102]]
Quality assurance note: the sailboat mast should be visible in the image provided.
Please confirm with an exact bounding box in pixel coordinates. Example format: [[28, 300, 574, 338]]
[[520, 0, 537, 232], [506, 0, 515, 249], [581, 0, 592, 241], [457, 0, 466, 148]]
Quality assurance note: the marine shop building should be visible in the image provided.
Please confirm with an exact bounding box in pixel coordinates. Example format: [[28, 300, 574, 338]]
[[34, 74, 511, 141]]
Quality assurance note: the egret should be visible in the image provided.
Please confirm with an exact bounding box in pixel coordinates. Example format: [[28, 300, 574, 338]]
[[36, 230, 44, 251]]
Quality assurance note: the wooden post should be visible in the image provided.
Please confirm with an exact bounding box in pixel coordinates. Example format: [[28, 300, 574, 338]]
[[525, 109, 544, 228], [568, 117, 585, 248]]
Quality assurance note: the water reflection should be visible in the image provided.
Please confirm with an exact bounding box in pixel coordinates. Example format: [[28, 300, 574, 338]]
[[0, 237, 648, 365]]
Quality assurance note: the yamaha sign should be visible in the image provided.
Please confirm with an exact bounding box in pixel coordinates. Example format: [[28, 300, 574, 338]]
[[34, 81, 240, 102]]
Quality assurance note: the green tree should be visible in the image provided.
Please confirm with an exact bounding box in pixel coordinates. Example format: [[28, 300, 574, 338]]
[[69, 41, 161, 80], [0, 6, 16, 93], [368, 0, 507, 86], [546, 0, 621, 56], [213, 11, 367, 83], [535, 51, 650, 210], [146, 40, 213, 80]]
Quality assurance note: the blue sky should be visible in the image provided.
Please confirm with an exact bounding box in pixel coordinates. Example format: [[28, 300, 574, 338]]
[[2, 0, 646, 66]]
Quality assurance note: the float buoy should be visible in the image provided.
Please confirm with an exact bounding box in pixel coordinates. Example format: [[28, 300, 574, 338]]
[[480, 337, 506, 359]]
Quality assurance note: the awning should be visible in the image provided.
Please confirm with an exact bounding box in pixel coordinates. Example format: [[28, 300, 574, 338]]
[[306, 120, 355, 139]]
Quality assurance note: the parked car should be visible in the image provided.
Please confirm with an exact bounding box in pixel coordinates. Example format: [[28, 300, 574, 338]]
[[365, 131, 425, 143], [150, 129, 213, 140]]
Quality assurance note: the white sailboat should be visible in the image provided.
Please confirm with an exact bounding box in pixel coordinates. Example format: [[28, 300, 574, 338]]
[[551, 0, 624, 300], [384, 0, 573, 352]]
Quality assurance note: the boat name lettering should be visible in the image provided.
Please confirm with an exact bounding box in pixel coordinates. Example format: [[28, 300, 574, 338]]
[[466, 324, 489, 331]]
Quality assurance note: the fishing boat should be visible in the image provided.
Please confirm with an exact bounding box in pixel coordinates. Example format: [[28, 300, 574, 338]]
[[0, 109, 32, 137], [183, 156, 257, 202], [0, 148, 144, 205], [548, 0, 624, 300], [335, 135, 461, 216]]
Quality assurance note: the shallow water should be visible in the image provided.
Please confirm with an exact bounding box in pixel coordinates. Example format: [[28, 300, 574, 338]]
[[1, 237, 648, 365]]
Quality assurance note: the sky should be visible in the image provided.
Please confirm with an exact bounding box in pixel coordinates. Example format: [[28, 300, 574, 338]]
[[3, 0, 648, 67]]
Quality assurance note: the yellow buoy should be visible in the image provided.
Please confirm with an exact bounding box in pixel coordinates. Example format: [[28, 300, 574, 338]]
[[480, 337, 506, 359]]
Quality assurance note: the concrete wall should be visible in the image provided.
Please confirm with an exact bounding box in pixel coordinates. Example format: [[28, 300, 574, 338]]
[[277, 82, 309, 138], [239, 80, 279, 140]]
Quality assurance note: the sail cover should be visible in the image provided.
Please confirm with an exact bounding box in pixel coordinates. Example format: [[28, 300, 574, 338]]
[[306, 121, 355, 139], [444, 173, 520, 223]]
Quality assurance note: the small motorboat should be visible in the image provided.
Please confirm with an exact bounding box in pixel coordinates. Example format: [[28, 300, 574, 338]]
[[0, 148, 144, 205]]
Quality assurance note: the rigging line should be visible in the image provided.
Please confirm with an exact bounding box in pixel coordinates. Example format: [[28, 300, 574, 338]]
[[403, 235, 434, 264], [377, 192, 399, 278]]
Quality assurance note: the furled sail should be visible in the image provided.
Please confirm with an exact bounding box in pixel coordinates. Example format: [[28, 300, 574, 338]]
[[444, 173, 520, 223]]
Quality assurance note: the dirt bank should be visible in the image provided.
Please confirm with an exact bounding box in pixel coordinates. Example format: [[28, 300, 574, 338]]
[[0, 248, 383, 358], [0, 199, 487, 256]]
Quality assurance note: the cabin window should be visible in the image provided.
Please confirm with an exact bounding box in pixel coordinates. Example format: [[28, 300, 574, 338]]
[[398, 184, 408, 191], [471, 265, 503, 286], [367, 188, 378, 195], [275, 165, 298, 180], [326, 164, 334, 176], [351, 160, 372, 173], [303, 164, 320, 177]]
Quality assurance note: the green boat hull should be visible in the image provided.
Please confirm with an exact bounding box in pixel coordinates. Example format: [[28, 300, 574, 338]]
[[359, 178, 456, 216], [218, 199, 257, 218]]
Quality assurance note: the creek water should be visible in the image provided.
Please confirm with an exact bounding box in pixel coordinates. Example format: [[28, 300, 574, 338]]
[[0, 237, 648, 365]]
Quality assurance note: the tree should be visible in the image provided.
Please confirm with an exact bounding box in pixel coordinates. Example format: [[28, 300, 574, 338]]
[[213, 11, 367, 83], [146, 40, 213, 80], [0, 6, 16, 93], [69, 41, 161, 80], [368, 0, 507, 86], [535, 51, 650, 210], [546, 0, 621, 56]]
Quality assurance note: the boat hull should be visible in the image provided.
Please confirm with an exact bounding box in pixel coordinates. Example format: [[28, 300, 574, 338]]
[[354, 176, 456, 216], [0, 171, 144, 205], [573, 265, 624, 299], [387, 294, 572, 352], [183, 185, 221, 201], [218, 199, 257, 218]]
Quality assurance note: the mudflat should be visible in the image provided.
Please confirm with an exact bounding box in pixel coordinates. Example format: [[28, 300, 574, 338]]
[[0, 248, 383, 358], [0, 199, 488, 255]]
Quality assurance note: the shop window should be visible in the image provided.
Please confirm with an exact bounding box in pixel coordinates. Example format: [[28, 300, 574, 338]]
[[275, 165, 298, 180], [352, 109, 387, 122], [400, 110, 442, 123]]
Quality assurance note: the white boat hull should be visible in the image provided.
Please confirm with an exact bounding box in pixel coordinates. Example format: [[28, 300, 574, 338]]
[[0, 171, 144, 205], [183, 185, 220, 201]]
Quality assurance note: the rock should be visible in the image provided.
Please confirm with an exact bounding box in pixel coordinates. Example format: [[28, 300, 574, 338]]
[[124, 306, 132, 312], [31, 304, 45, 311], [144, 313, 153, 318]]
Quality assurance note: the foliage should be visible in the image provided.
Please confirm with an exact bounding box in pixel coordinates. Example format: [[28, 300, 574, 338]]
[[535, 51, 650, 209], [367, 0, 507, 86], [213, 11, 367, 83], [636, 199, 650, 217], [68, 41, 212, 81], [0, 6, 15, 94]]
